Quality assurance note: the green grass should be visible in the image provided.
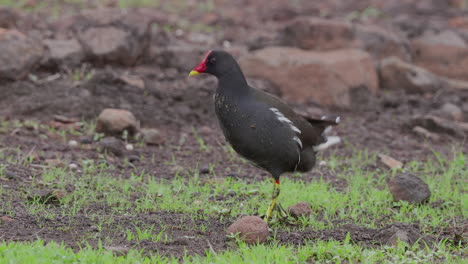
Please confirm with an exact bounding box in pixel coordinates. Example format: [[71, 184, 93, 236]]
[[3, 149, 464, 230], [0, 239, 464, 263]]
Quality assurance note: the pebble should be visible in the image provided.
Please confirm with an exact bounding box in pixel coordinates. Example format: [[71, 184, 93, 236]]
[[199, 166, 210, 174], [127, 155, 140, 163], [226, 216, 269, 244], [68, 140, 78, 148], [388, 173, 431, 204], [288, 201, 313, 218]]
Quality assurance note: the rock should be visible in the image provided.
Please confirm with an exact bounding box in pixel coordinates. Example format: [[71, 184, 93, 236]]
[[170, 165, 184, 176], [378, 154, 403, 170], [355, 25, 411, 61], [412, 126, 441, 141], [280, 17, 410, 60], [433, 103, 464, 122], [418, 30, 466, 47], [280, 17, 357, 51], [119, 74, 145, 89], [0, 215, 14, 222], [44, 159, 63, 168], [409, 114, 467, 138], [79, 136, 93, 144], [199, 166, 210, 174], [68, 163, 78, 170], [73, 8, 153, 66], [379, 57, 443, 93], [68, 140, 79, 148], [240, 47, 378, 107], [99, 137, 126, 157], [374, 223, 427, 246], [226, 216, 269, 244], [287, 202, 313, 218], [43, 38, 84, 67], [153, 45, 207, 72], [4, 169, 17, 180], [125, 144, 134, 151], [141, 128, 165, 145], [388, 173, 431, 204], [412, 30, 468, 81], [96, 108, 139, 137], [28, 189, 66, 205], [104, 246, 129, 256], [127, 155, 140, 163], [0, 29, 44, 80], [0, 8, 20, 29], [198, 126, 214, 136]]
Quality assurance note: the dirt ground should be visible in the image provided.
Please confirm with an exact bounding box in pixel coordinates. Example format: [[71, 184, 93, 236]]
[[0, 0, 467, 259]]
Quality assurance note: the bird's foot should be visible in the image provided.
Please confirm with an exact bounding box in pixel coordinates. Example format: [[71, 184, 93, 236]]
[[260, 203, 296, 225]]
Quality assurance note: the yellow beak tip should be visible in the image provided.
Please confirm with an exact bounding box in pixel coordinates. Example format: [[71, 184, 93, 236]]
[[189, 70, 200, 77]]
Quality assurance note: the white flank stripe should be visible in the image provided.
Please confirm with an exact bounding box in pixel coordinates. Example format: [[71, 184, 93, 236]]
[[313, 136, 341, 151], [293, 136, 303, 149], [269, 107, 302, 135]]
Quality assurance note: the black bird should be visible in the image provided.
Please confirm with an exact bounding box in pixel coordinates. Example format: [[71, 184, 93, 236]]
[[189, 50, 340, 222]]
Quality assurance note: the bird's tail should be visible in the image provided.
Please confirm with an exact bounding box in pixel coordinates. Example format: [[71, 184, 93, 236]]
[[309, 116, 341, 151]]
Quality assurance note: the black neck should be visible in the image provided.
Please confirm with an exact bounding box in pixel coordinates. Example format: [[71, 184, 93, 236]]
[[216, 64, 249, 96]]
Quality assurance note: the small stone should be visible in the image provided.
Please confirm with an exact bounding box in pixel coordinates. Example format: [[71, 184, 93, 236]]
[[104, 245, 129, 255], [96, 108, 139, 137], [199, 126, 214, 136], [127, 155, 140, 163], [226, 216, 269, 244], [68, 140, 79, 148], [79, 136, 93, 144], [412, 126, 441, 140], [119, 74, 145, 89], [388, 173, 431, 204], [437, 103, 464, 122], [288, 202, 313, 218], [4, 169, 17, 180], [99, 137, 126, 157], [141, 128, 165, 145], [378, 154, 403, 170], [227, 190, 236, 197], [0, 215, 14, 222], [199, 166, 210, 174], [410, 114, 466, 138], [319, 160, 327, 166], [374, 223, 426, 247], [28, 189, 66, 204], [125, 144, 134, 151], [43, 38, 84, 67], [69, 163, 78, 170], [46, 159, 65, 167], [170, 165, 184, 175], [379, 56, 442, 93]]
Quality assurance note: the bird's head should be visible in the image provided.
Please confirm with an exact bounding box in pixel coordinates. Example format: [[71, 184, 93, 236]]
[[189, 50, 239, 78]]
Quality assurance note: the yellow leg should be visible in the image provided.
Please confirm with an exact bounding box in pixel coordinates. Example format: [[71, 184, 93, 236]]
[[264, 179, 280, 223]]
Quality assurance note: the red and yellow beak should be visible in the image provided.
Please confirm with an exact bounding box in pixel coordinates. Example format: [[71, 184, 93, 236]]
[[189, 70, 201, 76], [188, 50, 212, 77]]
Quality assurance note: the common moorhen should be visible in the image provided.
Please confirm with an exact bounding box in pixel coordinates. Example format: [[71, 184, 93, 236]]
[[189, 50, 340, 222]]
